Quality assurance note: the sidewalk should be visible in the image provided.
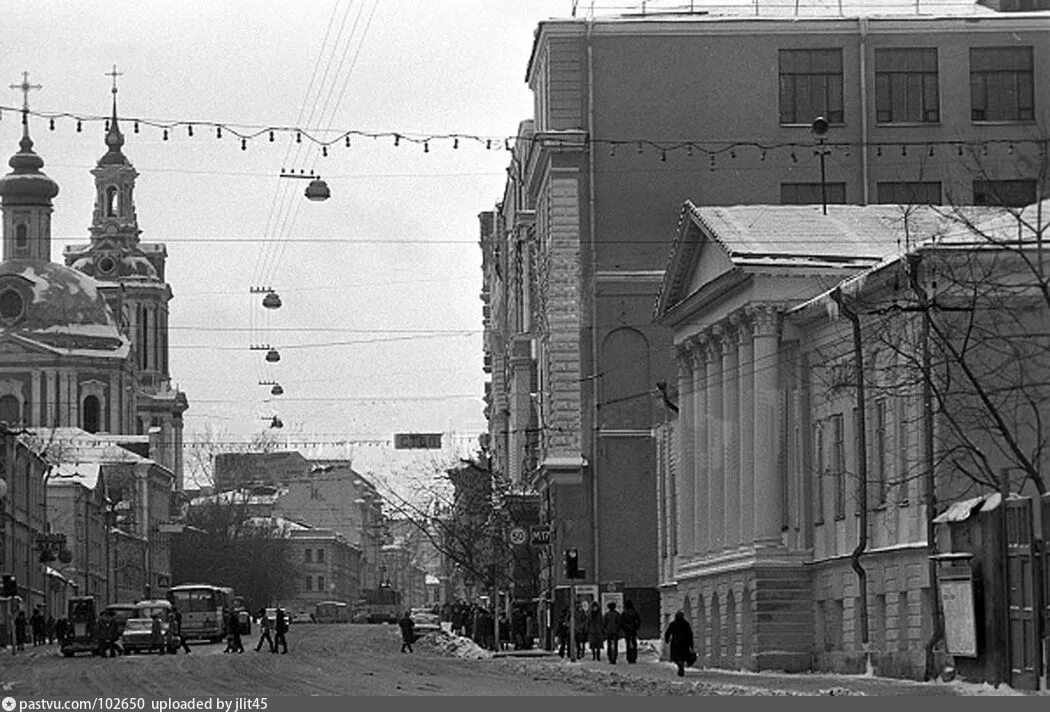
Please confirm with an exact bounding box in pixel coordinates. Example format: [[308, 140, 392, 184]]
[[509, 648, 1016, 696]]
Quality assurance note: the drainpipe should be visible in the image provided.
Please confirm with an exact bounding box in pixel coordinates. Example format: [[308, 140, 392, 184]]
[[586, 18, 600, 590], [830, 288, 870, 650]]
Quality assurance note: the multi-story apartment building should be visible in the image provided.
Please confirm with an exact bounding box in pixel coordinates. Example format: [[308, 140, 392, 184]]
[[481, 0, 1049, 646], [288, 528, 361, 617], [0, 428, 49, 625]]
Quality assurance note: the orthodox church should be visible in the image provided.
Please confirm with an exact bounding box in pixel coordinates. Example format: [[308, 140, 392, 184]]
[[0, 80, 188, 488]]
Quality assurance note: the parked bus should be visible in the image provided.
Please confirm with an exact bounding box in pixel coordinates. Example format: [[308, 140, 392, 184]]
[[315, 600, 349, 623], [166, 584, 232, 641]]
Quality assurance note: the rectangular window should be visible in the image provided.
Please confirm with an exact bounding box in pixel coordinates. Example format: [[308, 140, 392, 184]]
[[973, 179, 1038, 207], [970, 47, 1034, 122], [814, 422, 825, 524], [779, 49, 844, 124], [317, 575, 326, 592], [875, 48, 939, 124], [305, 576, 313, 592], [781, 182, 847, 205], [876, 181, 942, 205], [317, 548, 325, 563], [304, 548, 312, 563], [831, 414, 845, 519], [898, 398, 910, 504], [874, 400, 887, 504]]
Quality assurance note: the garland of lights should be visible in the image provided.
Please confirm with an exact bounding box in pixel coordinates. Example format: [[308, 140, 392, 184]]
[[1, 105, 1045, 160]]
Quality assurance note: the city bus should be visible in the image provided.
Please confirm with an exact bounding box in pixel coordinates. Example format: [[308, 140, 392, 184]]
[[315, 600, 349, 623], [166, 583, 232, 641]]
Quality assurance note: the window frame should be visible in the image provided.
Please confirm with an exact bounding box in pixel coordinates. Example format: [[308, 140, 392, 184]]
[[972, 179, 1038, 207], [779, 48, 845, 126], [969, 46, 1035, 123], [831, 414, 845, 520], [876, 181, 943, 206], [874, 48, 940, 125]]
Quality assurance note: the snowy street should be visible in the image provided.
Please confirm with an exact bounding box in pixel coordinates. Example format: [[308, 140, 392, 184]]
[[1, 625, 1028, 697]]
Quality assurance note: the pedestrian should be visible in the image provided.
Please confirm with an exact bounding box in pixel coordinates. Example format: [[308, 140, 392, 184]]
[[101, 611, 122, 658], [14, 610, 27, 651], [149, 613, 166, 659], [46, 615, 56, 645], [171, 606, 191, 654], [225, 609, 244, 653], [525, 612, 537, 649], [30, 607, 45, 646], [273, 608, 288, 654], [55, 617, 68, 644], [602, 601, 621, 664], [586, 601, 603, 661], [663, 610, 695, 677], [254, 608, 274, 652], [555, 609, 570, 658], [398, 611, 415, 653], [498, 612, 510, 651], [573, 603, 588, 660], [620, 600, 641, 664]]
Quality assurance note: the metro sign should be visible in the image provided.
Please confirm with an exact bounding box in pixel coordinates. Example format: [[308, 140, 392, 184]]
[[394, 433, 443, 450], [530, 526, 551, 546]]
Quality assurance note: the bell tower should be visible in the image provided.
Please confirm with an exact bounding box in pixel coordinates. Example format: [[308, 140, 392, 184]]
[[0, 72, 59, 262]]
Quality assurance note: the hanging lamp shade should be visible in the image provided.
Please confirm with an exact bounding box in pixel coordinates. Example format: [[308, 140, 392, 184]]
[[262, 292, 282, 309], [265, 348, 281, 362], [270, 416, 284, 429], [304, 178, 330, 201], [270, 384, 284, 396]]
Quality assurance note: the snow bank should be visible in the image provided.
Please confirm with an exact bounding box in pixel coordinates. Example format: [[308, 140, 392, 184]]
[[416, 629, 493, 660]]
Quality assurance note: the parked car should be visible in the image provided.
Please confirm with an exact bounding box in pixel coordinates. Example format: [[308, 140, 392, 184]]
[[410, 610, 442, 638], [102, 603, 139, 637], [120, 617, 175, 654]]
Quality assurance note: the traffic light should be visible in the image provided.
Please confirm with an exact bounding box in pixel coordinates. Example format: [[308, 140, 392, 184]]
[[1, 574, 16, 597], [564, 548, 579, 579]]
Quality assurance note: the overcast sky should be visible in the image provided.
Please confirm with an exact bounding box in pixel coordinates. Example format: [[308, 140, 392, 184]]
[[1, 0, 580, 478]]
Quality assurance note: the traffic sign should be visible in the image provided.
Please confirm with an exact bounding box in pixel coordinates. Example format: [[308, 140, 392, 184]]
[[509, 527, 527, 545], [530, 526, 551, 546]]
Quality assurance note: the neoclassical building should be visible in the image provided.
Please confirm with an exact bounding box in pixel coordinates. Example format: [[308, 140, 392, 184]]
[[653, 202, 953, 674]]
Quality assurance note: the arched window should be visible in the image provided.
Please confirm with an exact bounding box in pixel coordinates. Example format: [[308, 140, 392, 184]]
[[0, 394, 21, 425], [82, 395, 101, 433], [106, 186, 119, 217], [15, 223, 28, 249]]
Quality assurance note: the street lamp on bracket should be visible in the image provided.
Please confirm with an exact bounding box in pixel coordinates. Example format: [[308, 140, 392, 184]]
[[811, 116, 831, 215]]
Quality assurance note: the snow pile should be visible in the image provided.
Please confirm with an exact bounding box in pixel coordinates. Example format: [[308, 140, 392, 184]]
[[416, 629, 493, 660]]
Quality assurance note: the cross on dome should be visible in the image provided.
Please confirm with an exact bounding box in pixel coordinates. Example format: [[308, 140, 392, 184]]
[[106, 64, 123, 96], [9, 71, 41, 111]]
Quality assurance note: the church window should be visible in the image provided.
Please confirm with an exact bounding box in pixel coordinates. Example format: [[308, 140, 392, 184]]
[[106, 186, 119, 217], [15, 223, 28, 249], [83, 395, 101, 434], [0, 394, 20, 426], [0, 289, 25, 322], [98, 256, 116, 275]]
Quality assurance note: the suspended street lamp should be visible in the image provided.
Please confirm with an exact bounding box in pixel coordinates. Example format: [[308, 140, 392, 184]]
[[262, 291, 282, 309], [260, 415, 283, 429], [258, 380, 284, 396], [265, 348, 280, 363], [279, 169, 330, 202]]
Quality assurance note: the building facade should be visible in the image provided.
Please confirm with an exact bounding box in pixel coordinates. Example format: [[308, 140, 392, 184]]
[[288, 528, 361, 617], [482, 0, 1049, 646], [0, 427, 50, 619]]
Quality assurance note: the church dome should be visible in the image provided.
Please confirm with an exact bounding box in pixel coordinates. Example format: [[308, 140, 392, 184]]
[[0, 134, 60, 205], [0, 259, 125, 349]]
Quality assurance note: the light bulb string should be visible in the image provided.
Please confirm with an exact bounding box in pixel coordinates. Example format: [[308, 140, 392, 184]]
[[1, 104, 1045, 157]]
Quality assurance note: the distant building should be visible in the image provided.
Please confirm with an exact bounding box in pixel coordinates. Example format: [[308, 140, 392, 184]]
[[287, 528, 361, 617], [0, 427, 50, 622]]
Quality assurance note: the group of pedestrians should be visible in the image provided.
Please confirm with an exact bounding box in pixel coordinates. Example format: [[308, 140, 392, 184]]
[[10, 608, 67, 652], [557, 599, 643, 664], [248, 608, 288, 654]]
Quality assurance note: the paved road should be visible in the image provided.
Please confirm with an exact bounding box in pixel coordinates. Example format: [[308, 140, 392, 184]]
[[0, 626, 978, 697]]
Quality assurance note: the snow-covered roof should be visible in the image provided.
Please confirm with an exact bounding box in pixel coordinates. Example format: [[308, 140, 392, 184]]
[[189, 487, 286, 507], [46, 462, 102, 490], [25, 427, 161, 469], [425, 574, 441, 586]]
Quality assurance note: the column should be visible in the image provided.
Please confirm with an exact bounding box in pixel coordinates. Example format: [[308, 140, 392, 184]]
[[45, 370, 56, 427], [722, 324, 740, 550], [706, 331, 724, 552], [109, 374, 120, 433], [752, 306, 782, 545], [738, 318, 755, 546], [676, 345, 695, 557], [30, 371, 41, 425], [67, 372, 77, 428], [691, 337, 708, 555]]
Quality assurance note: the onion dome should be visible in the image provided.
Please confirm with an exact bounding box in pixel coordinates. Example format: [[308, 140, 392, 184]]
[[0, 131, 60, 206]]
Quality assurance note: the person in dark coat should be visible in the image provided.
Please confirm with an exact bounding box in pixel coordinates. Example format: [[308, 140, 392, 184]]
[[46, 615, 56, 644], [30, 608, 45, 646], [398, 611, 415, 653], [573, 603, 588, 660], [224, 609, 244, 653], [586, 602, 603, 661], [171, 606, 191, 654], [149, 614, 167, 655], [620, 600, 642, 664], [555, 609, 570, 658], [14, 610, 27, 651], [273, 608, 288, 654], [664, 610, 695, 677], [254, 608, 274, 652], [602, 601, 622, 664], [54, 617, 68, 644]]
